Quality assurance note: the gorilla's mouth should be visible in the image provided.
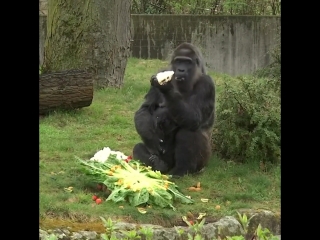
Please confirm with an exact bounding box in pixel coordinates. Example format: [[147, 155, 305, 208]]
[[175, 76, 185, 81]]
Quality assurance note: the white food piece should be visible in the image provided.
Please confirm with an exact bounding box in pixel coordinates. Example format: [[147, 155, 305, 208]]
[[156, 71, 174, 85], [90, 147, 128, 163]]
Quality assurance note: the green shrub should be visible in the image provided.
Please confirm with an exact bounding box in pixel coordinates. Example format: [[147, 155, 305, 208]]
[[254, 31, 281, 84], [212, 75, 280, 164]]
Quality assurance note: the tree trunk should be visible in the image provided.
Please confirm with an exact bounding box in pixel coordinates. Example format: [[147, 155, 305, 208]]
[[44, 0, 132, 88], [39, 70, 93, 115]]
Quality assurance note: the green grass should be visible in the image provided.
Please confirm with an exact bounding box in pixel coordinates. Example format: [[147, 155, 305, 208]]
[[39, 58, 280, 232]]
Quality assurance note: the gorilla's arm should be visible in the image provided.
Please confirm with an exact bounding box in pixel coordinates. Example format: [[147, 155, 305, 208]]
[[163, 75, 215, 131], [134, 87, 164, 154]]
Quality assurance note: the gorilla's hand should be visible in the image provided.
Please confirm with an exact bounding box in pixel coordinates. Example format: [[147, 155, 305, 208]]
[[149, 154, 169, 173], [150, 74, 173, 93], [153, 107, 177, 135]]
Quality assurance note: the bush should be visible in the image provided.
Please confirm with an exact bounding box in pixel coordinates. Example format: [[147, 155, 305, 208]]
[[254, 31, 281, 84], [212, 75, 280, 164]]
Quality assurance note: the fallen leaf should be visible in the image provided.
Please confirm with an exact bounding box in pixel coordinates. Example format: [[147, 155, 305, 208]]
[[201, 198, 209, 202], [137, 207, 147, 214]]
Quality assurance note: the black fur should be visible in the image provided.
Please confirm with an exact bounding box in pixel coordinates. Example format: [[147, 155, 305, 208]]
[[133, 43, 216, 176]]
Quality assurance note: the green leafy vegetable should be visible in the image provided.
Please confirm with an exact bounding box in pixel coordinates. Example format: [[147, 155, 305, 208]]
[[76, 154, 194, 210]]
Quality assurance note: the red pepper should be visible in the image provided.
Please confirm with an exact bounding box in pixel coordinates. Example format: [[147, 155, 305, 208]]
[[125, 156, 132, 163]]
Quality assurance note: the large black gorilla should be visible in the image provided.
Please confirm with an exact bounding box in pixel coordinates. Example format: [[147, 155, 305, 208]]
[[132, 42, 216, 176]]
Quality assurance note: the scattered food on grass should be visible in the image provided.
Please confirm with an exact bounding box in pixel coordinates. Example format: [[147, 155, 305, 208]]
[[77, 150, 194, 210], [188, 186, 201, 191], [92, 195, 98, 201], [201, 198, 209, 202], [95, 198, 102, 204], [197, 212, 207, 220], [182, 216, 195, 226], [137, 207, 147, 214], [125, 155, 132, 163], [215, 205, 221, 210], [64, 187, 73, 192], [90, 147, 127, 163]]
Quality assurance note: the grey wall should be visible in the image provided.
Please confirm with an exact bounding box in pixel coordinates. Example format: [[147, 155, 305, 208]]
[[39, 15, 46, 66], [39, 14, 280, 76], [131, 15, 280, 76]]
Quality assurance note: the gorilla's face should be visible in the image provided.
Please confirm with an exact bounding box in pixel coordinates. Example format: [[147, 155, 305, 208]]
[[172, 56, 196, 81], [171, 46, 201, 92]]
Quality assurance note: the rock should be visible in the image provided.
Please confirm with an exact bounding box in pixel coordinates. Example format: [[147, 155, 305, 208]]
[[70, 232, 83, 239], [39, 210, 281, 239], [202, 216, 245, 239], [78, 231, 98, 239], [237, 209, 281, 236], [39, 229, 49, 239]]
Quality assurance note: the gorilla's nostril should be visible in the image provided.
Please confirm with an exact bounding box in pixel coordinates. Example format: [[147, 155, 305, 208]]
[[178, 69, 184, 72]]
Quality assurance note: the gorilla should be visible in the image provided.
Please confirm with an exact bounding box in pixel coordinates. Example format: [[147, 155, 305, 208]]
[[132, 42, 216, 176]]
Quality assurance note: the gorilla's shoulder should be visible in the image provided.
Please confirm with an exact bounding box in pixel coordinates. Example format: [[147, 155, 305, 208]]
[[198, 74, 215, 87]]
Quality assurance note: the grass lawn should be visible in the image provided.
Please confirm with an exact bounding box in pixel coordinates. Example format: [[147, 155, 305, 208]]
[[39, 58, 280, 233]]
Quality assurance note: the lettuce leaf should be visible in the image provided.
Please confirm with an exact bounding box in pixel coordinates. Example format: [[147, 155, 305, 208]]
[[128, 188, 150, 206]]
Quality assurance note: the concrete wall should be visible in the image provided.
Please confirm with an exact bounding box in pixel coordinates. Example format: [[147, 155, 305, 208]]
[[131, 15, 280, 76], [39, 16, 46, 66], [39, 0, 47, 66], [39, 7, 280, 76]]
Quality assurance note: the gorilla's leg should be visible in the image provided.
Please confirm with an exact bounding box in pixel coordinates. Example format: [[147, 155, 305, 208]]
[[133, 143, 169, 172], [168, 129, 211, 176]]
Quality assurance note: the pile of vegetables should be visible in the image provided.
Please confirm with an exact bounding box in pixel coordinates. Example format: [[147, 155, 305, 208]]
[[76, 149, 194, 210]]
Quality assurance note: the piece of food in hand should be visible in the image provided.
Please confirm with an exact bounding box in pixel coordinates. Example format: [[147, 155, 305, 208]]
[[156, 71, 174, 85]]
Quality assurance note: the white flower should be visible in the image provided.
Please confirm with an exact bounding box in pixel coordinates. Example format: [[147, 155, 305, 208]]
[[90, 147, 128, 163]]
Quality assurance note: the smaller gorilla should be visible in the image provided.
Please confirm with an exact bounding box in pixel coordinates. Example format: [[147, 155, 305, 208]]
[[133, 42, 215, 176]]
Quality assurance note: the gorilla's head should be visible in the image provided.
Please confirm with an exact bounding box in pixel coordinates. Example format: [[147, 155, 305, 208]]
[[170, 43, 206, 92]]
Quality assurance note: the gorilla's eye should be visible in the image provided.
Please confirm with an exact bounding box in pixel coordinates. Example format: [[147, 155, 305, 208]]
[[175, 59, 192, 65]]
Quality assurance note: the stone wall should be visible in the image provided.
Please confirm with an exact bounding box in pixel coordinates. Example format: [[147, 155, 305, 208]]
[[131, 15, 280, 75]]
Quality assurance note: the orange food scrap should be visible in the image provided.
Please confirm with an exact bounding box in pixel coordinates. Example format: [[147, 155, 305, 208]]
[[188, 187, 201, 191]]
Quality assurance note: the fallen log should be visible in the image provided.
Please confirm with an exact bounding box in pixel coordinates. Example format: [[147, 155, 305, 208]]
[[39, 69, 93, 115]]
